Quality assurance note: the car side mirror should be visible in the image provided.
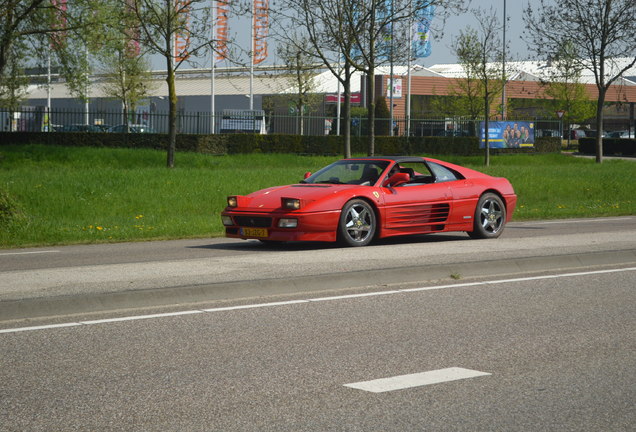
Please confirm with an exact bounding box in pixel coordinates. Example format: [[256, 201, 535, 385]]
[[304, 172, 311, 179], [383, 172, 410, 187]]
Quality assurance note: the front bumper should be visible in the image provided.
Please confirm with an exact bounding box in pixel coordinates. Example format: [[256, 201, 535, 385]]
[[221, 209, 340, 242]]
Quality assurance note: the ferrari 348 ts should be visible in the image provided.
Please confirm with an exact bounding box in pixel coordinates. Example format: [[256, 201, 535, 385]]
[[221, 156, 517, 247]]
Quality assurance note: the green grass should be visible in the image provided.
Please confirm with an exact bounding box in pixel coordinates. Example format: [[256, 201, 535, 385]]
[[0, 144, 634, 248]]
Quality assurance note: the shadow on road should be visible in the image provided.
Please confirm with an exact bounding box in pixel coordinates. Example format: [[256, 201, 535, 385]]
[[189, 233, 470, 252]]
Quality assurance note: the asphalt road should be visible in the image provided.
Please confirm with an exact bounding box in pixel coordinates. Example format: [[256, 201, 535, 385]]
[[0, 216, 635, 322], [1, 267, 634, 431]]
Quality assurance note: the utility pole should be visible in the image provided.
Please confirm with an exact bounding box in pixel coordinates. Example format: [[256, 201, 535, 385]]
[[501, 0, 506, 120]]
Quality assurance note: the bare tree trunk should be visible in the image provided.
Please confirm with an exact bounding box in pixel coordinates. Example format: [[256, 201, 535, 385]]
[[166, 61, 177, 168], [366, 69, 375, 156], [484, 96, 490, 167], [343, 84, 351, 158], [594, 89, 605, 164], [342, 62, 352, 158]]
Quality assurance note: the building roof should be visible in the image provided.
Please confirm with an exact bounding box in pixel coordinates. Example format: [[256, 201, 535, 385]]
[[24, 58, 636, 103], [428, 58, 636, 86]]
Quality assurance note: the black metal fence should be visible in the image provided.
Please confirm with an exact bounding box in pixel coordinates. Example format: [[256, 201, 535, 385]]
[[1, 107, 571, 138]]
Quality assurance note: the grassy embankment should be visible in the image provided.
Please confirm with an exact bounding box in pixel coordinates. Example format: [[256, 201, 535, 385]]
[[0, 144, 634, 248]]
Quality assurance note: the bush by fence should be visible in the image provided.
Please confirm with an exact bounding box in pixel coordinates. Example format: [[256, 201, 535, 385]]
[[0, 131, 563, 157], [578, 137, 635, 156]]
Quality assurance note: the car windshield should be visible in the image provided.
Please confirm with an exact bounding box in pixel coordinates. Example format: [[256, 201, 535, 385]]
[[303, 160, 390, 185]]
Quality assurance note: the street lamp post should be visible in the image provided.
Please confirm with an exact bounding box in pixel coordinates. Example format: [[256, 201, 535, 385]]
[[501, 0, 506, 120]]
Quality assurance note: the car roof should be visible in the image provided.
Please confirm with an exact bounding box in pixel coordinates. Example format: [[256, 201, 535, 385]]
[[343, 156, 426, 163]]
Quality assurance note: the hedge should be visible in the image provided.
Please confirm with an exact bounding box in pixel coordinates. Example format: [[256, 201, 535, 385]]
[[578, 137, 636, 156], [0, 131, 562, 157]]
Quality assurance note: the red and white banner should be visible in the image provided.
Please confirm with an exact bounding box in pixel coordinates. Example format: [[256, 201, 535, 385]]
[[50, 0, 68, 49], [214, 0, 229, 63], [325, 93, 362, 104], [174, 0, 192, 62], [125, 0, 141, 57], [253, 0, 268, 65]]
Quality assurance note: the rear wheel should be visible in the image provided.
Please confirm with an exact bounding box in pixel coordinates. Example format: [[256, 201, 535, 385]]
[[338, 199, 376, 247], [468, 193, 506, 239]]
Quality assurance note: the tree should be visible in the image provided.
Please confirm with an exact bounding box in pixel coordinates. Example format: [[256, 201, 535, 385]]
[[277, 39, 321, 135], [430, 72, 484, 121], [272, 0, 361, 157], [453, 8, 504, 166], [277, 0, 465, 156], [127, 0, 212, 168], [1, 0, 114, 107], [539, 41, 596, 147], [97, 0, 154, 126], [99, 49, 154, 126], [1, 0, 58, 77], [525, 0, 636, 163], [344, 0, 419, 155], [0, 40, 28, 110]]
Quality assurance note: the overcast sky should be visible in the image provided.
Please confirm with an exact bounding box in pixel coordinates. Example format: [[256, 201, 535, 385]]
[[422, 0, 536, 66], [168, 0, 544, 70]]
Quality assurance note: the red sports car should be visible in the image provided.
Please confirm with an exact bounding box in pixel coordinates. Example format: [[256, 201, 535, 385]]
[[221, 156, 517, 247]]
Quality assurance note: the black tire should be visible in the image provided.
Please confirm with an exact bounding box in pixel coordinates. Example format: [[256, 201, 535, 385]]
[[338, 199, 376, 247], [468, 193, 506, 239]]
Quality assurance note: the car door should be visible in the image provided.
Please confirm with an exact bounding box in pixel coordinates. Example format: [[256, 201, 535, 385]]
[[380, 161, 453, 233]]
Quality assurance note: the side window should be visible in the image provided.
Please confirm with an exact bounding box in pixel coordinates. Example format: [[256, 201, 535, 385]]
[[396, 162, 435, 185], [428, 162, 462, 182]]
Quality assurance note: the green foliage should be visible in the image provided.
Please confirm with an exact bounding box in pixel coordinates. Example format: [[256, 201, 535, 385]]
[[579, 138, 636, 156], [535, 137, 562, 153], [3, 131, 565, 158], [0, 188, 24, 228], [374, 96, 391, 136], [0, 40, 29, 110]]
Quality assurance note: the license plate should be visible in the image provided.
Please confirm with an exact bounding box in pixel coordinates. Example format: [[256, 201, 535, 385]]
[[241, 227, 268, 238]]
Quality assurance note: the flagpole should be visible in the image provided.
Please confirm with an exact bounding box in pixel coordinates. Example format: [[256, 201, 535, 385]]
[[336, 58, 341, 136], [210, 0, 216, 133], [406, 0, 413, 137], [250, 0, 254, 111], [389, 0, 394, 136]]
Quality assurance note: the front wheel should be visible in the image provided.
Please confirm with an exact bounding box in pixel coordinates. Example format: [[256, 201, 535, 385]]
[[338, 199, 376, 247], [468, 193, 506, 239]]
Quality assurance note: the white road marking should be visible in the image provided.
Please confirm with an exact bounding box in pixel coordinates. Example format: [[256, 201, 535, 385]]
[[1, 266, 635, 335], [0, 250, 60, 256], [202, 299, 309, 312], [344, 368, 491, 393], [520, 216, 634, 225]]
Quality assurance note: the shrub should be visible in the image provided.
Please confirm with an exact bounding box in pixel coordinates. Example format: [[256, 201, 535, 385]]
[[0, 189, 24, 227], [578, 137, 636, 156], [0, 130, 563, 158]]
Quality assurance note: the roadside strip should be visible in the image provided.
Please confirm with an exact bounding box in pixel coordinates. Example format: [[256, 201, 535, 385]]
[[2, 265, 635, 334], [1, 249, 635, 324]]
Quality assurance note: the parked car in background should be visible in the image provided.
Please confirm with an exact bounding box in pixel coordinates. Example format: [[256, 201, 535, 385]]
[[107, 124, 156, 133], [607, 130, 635, 139], [94, 124, 112, 132], [58, 124, 103, 132], [537, 129, 560, 138], [584, 130, 606, 138], [565, 129, 587, 140]]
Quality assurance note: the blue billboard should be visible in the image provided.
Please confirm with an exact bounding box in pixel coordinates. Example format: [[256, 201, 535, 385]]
[[480, 121, 535, 149]]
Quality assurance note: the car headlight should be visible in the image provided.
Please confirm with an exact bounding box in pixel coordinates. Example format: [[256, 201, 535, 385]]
[[221, 215, 233, 226], [278, 218, 298, 228], [227, 196, 238, 208], [282, 198, 301, 210]]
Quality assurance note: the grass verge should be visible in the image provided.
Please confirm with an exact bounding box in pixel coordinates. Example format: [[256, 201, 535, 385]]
[[0, 144, 633, 248]]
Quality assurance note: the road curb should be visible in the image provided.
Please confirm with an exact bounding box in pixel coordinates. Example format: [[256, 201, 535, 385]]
[[2, 249, 635, 323]]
